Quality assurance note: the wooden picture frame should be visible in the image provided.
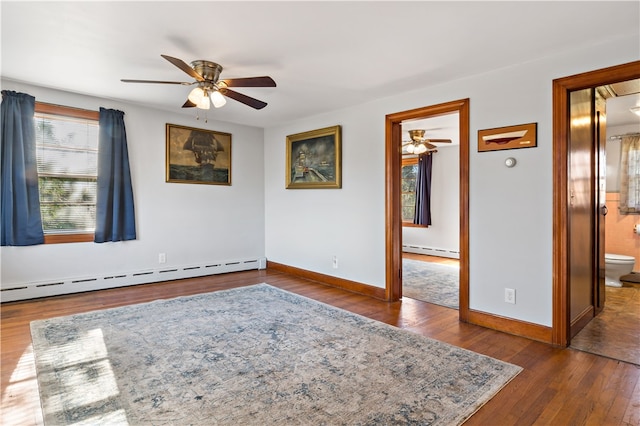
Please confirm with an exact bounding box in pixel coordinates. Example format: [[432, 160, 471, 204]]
[[286, 125, 342, 189], [166, 123, 231, 185], [478, 122, 537, 152]]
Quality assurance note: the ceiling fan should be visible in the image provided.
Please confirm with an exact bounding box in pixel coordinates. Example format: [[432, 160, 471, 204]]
[[121, 54, 276, 110], [402, 129, 452, 154]]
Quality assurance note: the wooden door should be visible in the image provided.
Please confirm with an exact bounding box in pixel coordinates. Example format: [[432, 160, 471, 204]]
[[568, 88, 595, 338], [594, 97, 607, 315]]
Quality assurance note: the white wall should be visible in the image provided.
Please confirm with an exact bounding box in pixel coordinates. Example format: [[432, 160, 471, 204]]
[[1, 81, 266, 289], [264, 35, 639, 327], [403, 145, 460, 257], [2, 35, 637, 328]]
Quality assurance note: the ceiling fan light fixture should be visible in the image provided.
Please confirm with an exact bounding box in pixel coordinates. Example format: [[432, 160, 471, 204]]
[[210, 90, 227, 108], [198, 93, 211, 110], [188, 86, 205, 104], [406, 144, 415, 154], [415, 144, 428, 154], [188, 86, 213, 110]]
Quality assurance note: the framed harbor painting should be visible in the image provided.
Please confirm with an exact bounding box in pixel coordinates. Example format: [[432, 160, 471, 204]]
[[478, 122, 537, 152], [286, 125, 342, 189], [166, 123, 231, 185]]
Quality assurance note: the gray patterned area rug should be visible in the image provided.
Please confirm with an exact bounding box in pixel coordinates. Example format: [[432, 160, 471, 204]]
[[31, 283, 521, 425], [403, 259, 459, 309]]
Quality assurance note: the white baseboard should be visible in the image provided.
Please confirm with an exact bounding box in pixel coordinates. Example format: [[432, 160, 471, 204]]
[[402, 245, 460, 259], [0, 256, 267, 303]]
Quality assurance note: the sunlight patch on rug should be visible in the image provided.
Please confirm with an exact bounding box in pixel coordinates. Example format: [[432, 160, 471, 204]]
[[403, 259, 459, 308], [31, 283, 521, 425]]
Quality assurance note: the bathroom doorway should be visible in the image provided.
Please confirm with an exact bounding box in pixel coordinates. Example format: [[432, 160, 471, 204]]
[[552, 61, 640, 351], [568, 81, 640, 365]]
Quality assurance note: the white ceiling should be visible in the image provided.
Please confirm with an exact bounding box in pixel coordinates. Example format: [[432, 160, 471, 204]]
[[606, 93, 640, 129], [2, 1, 639, 129]]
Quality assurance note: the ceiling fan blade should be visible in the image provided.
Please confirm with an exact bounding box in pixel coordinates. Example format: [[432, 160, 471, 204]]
[[221, 76, 276, 88], [161, 54, 204, 82], [425, 138, 452, 143], [425, 142, 437, 150], [220, 88, 267, 109], [182, 99, 196, 108], [121, 79, 194, 85]]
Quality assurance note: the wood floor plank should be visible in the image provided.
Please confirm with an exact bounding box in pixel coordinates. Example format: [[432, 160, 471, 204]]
[[1, 269, 638, 426], [622, 378, 640, 425]]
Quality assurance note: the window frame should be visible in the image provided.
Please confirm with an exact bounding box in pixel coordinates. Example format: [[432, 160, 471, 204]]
[[401, 156, 425, 228], [34, 102, 99, 244]]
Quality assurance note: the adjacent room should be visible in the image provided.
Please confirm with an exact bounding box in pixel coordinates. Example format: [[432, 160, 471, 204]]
[[2, 2, 639, 425]]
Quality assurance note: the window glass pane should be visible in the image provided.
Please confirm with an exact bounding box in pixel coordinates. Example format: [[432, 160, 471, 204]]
[[402, 164, 417, 179], [39, 177, 96, 203], [401, 162, 418, 223], [40, 204, 96, 232], [34, 108, 98, 234], [37, 145, 98, 176], [35, 115, 98, 176], [401, 193, 416, 222], [401, 178, 416, 193]]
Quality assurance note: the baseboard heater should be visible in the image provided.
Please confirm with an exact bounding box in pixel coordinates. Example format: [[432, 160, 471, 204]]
[[0, 257, 267, 303], [402, 244, 460, 259]]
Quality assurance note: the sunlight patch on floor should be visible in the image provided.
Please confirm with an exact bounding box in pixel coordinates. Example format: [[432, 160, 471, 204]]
[[36, 328, 126, 423], [1, 344, 44, 426]]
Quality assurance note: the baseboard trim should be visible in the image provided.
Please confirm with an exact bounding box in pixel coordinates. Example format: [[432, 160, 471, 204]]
[[267, 261, 387, 300], [468, 309, 553, 344], [1, 257, 266, 303], [402, 245, 460, 259]]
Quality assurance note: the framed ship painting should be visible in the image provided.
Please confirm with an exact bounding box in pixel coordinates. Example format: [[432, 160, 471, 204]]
[[286, 125, 342, 189], [478, 122, 537, 152], [166, 123, 231, 185]]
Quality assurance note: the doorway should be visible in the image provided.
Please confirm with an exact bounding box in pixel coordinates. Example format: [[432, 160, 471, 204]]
[[400, 114, 460, 308], [552, 60, 640, 347], [384, 98, 470, 321]]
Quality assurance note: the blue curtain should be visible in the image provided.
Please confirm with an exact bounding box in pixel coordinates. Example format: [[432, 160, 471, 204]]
[[1, 91, 45, 246], [94, 108, 136, 243], [413, 153, 433, 226]]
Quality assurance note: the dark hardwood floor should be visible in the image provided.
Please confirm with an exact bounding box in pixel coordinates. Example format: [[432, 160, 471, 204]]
[[404, 253, 640, 367], [1, 268, 639, 425]]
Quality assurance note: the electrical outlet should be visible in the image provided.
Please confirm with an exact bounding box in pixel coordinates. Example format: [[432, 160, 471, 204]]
[[505, 288, 516, 304], [332, 255, 338, 269], [159, 253, 166, 264]]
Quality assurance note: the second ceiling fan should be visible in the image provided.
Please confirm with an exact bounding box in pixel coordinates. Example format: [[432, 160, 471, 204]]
[[121, 54, 276, 110], [402, 129, 452, 154]]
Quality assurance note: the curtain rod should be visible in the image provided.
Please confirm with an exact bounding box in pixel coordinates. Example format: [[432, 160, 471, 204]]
[[609, 132, 640, 140]]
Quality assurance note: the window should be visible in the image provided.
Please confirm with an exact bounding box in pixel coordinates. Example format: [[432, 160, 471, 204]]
[[401, 157, 418, 225], [620, 134, 640, 214], [34, 103, 99, 243]]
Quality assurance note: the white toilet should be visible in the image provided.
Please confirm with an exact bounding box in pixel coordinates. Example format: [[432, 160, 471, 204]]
[[604, 253, 636, 287]]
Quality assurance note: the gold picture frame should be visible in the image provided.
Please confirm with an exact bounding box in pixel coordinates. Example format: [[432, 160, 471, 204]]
[[478, 122, 537, 152], [166, 123, 231, 185], [286, 125, 342, 189]]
